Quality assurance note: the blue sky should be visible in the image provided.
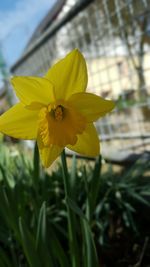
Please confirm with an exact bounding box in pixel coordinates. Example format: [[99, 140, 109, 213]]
[[0, 0, 56, 67]]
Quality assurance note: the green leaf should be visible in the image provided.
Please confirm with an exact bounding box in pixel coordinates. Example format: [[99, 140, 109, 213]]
[[124, 202, 136, 213], [0, 187, 20, 241], [36, 201, 46, 249], [81, 218, 99, 267], [88, 156, 102, 220], [0, 249, 12, 267], [19, 217, 41, 267], [49, 226, 70, 267], [36, 202, 54, 267], [130, 192, 150, 206], [140, 190, 150, 196], [67, 196, 87, 221]]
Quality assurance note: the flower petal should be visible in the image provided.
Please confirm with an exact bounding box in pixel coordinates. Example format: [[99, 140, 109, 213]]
[[11, 76, 55, 106], [67, 123, 100, 157], [0, 103, 38, 139], [45, 49, 88, 100], [37, 136, 63, 168], [68, 92, 115, 122]]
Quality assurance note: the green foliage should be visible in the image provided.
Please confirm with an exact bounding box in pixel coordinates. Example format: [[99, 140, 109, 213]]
[[0, 142, 149, 266]]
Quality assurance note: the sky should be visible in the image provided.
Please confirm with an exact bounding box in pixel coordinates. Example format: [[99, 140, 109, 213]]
[[0, 0, 56, 67]]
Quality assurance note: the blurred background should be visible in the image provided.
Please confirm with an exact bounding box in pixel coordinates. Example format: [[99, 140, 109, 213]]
[[0, 0, 150, 165], [0, 1, 150, 266]]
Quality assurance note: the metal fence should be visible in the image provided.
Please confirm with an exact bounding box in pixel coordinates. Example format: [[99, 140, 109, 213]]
[[11, 0, 150, 162]]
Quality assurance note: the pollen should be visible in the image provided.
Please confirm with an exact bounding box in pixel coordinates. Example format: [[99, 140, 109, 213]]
[[54, 105, 63, 121]]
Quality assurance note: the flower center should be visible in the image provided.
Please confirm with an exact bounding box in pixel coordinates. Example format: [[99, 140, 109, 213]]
[[54, 105, 63, 121], [48, 104, 64, 122], [38, 103, 86, 147]]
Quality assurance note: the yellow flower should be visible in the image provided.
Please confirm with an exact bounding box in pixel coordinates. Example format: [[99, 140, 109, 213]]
[[0, 50, 115, 167]]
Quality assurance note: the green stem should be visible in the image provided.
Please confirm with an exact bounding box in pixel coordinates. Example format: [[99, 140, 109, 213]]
[[33, 142, 40, 198], [61, 150, 79, 267], [33, 142, 40, 181], [61, 150, 70, 196]]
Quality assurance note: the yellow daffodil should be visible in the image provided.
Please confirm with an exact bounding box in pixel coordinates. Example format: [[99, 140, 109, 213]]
[[0, 49, 115, 167]]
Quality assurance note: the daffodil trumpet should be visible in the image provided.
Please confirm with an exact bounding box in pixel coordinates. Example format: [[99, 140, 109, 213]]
[[0, 49, 115, 168]]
